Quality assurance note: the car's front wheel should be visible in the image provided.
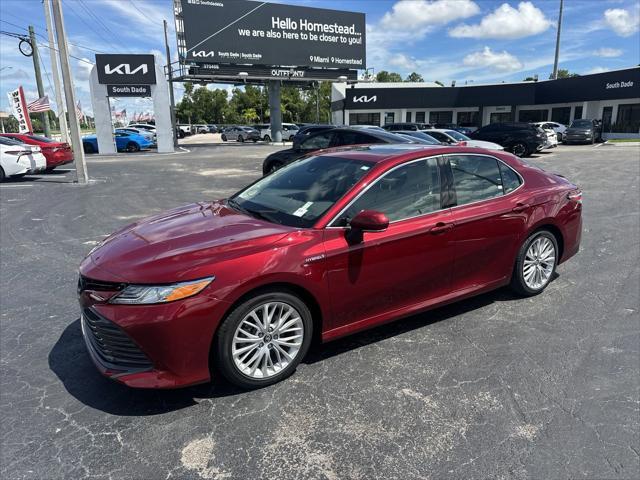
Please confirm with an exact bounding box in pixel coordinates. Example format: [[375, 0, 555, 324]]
[[221, 134, 227, 142], [214, 290, 313, 389], [238, 135, 244, 143], [263, 135, 271, 142], [510, 230, 558, 296], [126, 142, 140, 152], [510, 142, 529, 157]]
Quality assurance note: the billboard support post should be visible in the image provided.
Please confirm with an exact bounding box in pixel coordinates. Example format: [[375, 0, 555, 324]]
[[268, 81, 282, 143]]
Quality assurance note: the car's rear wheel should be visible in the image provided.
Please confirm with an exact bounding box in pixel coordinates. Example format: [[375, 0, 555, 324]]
[[238, 135, 244, 143], [221, 134, 227, 142], [510, 230, 558, 296], [83, 142, 94, 154], [263, 135, 271, 142], [125, 142, 140, 152], [0, 167, 5, 182], [510, 142, 528, 157], [214, 290, 313, 389]]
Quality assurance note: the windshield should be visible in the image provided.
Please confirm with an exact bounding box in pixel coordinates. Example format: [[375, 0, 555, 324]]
[[229, 155, 373, 228], [570, 120, 592, 128], [444, 130, 469, 141], [26, 135, 56, 143]]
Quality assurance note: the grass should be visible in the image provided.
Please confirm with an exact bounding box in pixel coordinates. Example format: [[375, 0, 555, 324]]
[[607, 138, 640, 143]]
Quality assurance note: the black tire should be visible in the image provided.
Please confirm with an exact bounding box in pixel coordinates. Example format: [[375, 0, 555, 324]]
[[263, 135, 271, 142], [557, 132, 563, 143], [178, 130, 185, 139], [264, 160, 283, 175], [510, 142, 529, 157], [83, 142, 94, 154], [238, 135, 244, 143], [510, 229, 559, 297], [45, 166, 55, 173], [252, 139, 258, 143], [221, 134, 227, 142], [126, 142, 140, 152], [213, 289, 313, 389], [0, 167, 5, 182]]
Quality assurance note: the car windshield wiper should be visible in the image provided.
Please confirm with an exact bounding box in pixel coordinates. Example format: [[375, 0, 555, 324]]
[[227, 199, 282, 224]]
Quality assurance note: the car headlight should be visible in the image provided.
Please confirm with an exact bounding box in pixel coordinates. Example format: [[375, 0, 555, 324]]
[[110, 277, 214, 304]]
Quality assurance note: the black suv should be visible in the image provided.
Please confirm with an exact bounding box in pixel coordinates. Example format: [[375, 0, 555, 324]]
[[470, 122, 546, 157], [564, 119, 601, 144], [262, 128, 410, 175], [382, 122, 433, 132]]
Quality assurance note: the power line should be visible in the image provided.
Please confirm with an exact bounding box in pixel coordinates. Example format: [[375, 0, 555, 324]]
[[76, 0, 133, 53], [61, 0, 121, 53]]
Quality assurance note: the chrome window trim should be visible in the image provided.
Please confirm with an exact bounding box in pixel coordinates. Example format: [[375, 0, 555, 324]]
[[325, 152, 525, 229]]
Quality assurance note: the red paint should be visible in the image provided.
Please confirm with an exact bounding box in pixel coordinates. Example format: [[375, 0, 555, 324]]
[[0, 133, 73, 169], [78, 146, 582, 388]]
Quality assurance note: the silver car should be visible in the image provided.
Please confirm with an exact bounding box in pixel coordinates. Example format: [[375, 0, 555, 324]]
[[221, 126, 260, 143]]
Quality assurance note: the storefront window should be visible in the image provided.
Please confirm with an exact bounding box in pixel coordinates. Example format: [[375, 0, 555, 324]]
[[429, 111, 453, 124], [551, 107, 571, 125], [573, 106, 583, 120], [518, 109, 548, 122], [349, 113, 380, 126], [415, 112, 426, 123], [613, 103, 640, 133], [406, 111, 412, 122], [457, 111, 478, 127], [490, 112, 511, 123], [384, 112, 395, 124]]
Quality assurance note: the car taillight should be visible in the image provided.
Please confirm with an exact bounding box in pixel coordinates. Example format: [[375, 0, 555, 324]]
[[567, 190, 582, 204]]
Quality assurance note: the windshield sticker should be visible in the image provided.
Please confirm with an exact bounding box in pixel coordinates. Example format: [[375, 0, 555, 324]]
[[293, 202, 314, 217], [360, 165, 370, 170]]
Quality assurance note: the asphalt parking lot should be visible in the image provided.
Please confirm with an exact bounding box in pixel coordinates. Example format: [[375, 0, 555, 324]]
[[1, 143, 639, 479]]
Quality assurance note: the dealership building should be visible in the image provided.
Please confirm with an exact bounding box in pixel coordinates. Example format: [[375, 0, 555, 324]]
[[331, 66, 640, 138]]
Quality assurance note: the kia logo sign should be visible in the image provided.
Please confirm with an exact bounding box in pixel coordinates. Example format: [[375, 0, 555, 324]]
[[192, 51, 215, 58], [353, 95, 377, 103], [95, 54, 156, 85], [104, 63, 148, 75]]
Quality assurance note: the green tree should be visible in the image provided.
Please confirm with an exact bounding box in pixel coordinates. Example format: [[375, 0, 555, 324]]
[[550, 69, 579, 79], [376, 70, 403, 82], [176, 82, 196, 124], [405, 72, 424, 82], [242, 107, 259, 124]]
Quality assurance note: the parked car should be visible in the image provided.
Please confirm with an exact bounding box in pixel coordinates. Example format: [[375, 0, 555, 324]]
[[0, 136, 46, 174], [177, 124, 191, 138], [383, 122, 433, 132], [0, 133, 73, 171], [470, 122, 546, 157], [82, 132, 154, 153], [262, 127, 412, 174], [563, 119, 601, 144], [128, 123, 156, 132], [115, 128, 156, 146], [538, 127, 558, 149], [207, 125, 218, 133], [192, 124, 209, 134], [77, 144, 583, 389], [221, 126, 260, 143], [292, 125, 336, 148], [349, 125, 387, 131], [388, 131, 441, 145], [532, 121, 567, 142], [424, 129, 504, 150], [0, 138, 34, 181], [252, 123, 299, 142]]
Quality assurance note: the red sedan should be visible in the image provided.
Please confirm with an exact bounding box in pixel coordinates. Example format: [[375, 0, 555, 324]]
[[78, 145, 582, 389], [0, 133, 73, 171]]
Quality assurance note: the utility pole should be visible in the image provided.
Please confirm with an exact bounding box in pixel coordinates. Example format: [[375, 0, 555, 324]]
[[164, 20, 178, 148], [552, 0, 564, 80], [43, 0, 68, 143], [28, 26, 51, 137], [51, 0, 88, 183]]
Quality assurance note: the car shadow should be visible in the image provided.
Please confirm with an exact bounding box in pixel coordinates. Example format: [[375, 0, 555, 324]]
[[48, 285, 547, 416]]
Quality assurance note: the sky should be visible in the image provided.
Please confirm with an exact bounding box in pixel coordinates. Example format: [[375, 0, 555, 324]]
[[0, 0, 639, 118]]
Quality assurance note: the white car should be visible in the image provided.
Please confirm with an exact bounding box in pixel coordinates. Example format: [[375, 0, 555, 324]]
[[252, 123, 299, 142], [539, 127, 558, 149], [426, 129, 504, 150], [0, 136, 46, 176], [533, 122, 567, 142], [0, 138, 39, 181], [128, 123, 156, 133]]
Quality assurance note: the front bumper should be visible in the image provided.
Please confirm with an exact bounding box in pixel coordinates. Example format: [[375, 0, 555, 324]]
[[78, 278, 230, 388]]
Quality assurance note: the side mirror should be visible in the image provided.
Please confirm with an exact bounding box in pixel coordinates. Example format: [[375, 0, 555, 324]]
[[347, 210, 389, 243]]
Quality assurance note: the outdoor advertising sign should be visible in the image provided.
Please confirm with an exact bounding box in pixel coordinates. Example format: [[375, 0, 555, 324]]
[[6, 86, 33, 134], [95, 54, 157, 85], [179, 0, 366, 70]]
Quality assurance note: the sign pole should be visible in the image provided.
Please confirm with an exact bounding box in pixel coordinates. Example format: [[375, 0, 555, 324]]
[[28, 26, 51, 137], [51, 0, 88, 184], [43, 0, 69, 143], [268, 81, 282, 142], [164, 19, 178, 148]]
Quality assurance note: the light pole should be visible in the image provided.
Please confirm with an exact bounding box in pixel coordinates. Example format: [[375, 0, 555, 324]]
[[552, 0, 564, 80]]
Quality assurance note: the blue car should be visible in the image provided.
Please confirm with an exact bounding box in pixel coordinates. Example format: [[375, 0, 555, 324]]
[[82, 131, 153, 154]]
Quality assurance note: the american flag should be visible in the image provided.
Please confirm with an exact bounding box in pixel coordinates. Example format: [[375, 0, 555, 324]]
[[27, 95, 51, 113], [76, 100, 84, 121]]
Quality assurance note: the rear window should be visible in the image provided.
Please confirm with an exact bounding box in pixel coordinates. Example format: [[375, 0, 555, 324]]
[[27, 135, 56, 143]]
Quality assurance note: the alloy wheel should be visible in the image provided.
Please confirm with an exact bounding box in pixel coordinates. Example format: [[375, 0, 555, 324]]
[[523, 236, 556, 290], [512, 143, 527, 157], [231, 302, 304, 379]]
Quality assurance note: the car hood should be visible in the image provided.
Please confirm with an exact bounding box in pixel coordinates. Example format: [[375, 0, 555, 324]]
[[465, 140, 503, 150], [81, 201, 294, 284]]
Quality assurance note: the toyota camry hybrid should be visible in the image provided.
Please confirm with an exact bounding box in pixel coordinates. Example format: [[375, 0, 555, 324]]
[[78, 145, 582, 389]]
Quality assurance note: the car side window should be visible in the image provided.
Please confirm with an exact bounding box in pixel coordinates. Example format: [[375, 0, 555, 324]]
[[334, 158, 441, 225], [300, 131, 334, 150], [450, 155, 504, 205], [334, 131, 380, 146], [499, 162, 522, 194]]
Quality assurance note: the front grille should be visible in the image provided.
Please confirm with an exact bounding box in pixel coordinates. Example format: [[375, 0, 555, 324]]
[[78, 275, 126, 295], [82, 308, 153, 371]]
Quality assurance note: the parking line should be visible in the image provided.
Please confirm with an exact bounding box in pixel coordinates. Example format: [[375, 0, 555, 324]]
[[0, 184, 34, 188]]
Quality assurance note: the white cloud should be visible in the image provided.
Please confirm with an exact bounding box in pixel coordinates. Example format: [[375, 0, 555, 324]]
[[388, 53, 418, 70], [463, 46, 524, 71], [593, 47, 623, 58], [450, 2, 553, 39], [380, 0, 480, 32], [604, 8, 640, 37], [585, 66, 610, 74]]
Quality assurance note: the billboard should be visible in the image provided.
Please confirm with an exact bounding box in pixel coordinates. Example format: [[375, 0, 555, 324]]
[[178, 0, 366, 70], [95, 54, 156, 85]]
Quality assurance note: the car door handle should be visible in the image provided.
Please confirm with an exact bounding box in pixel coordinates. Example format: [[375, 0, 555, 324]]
[[512, 203, 530, 213], [430, 222, 454, 234]]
